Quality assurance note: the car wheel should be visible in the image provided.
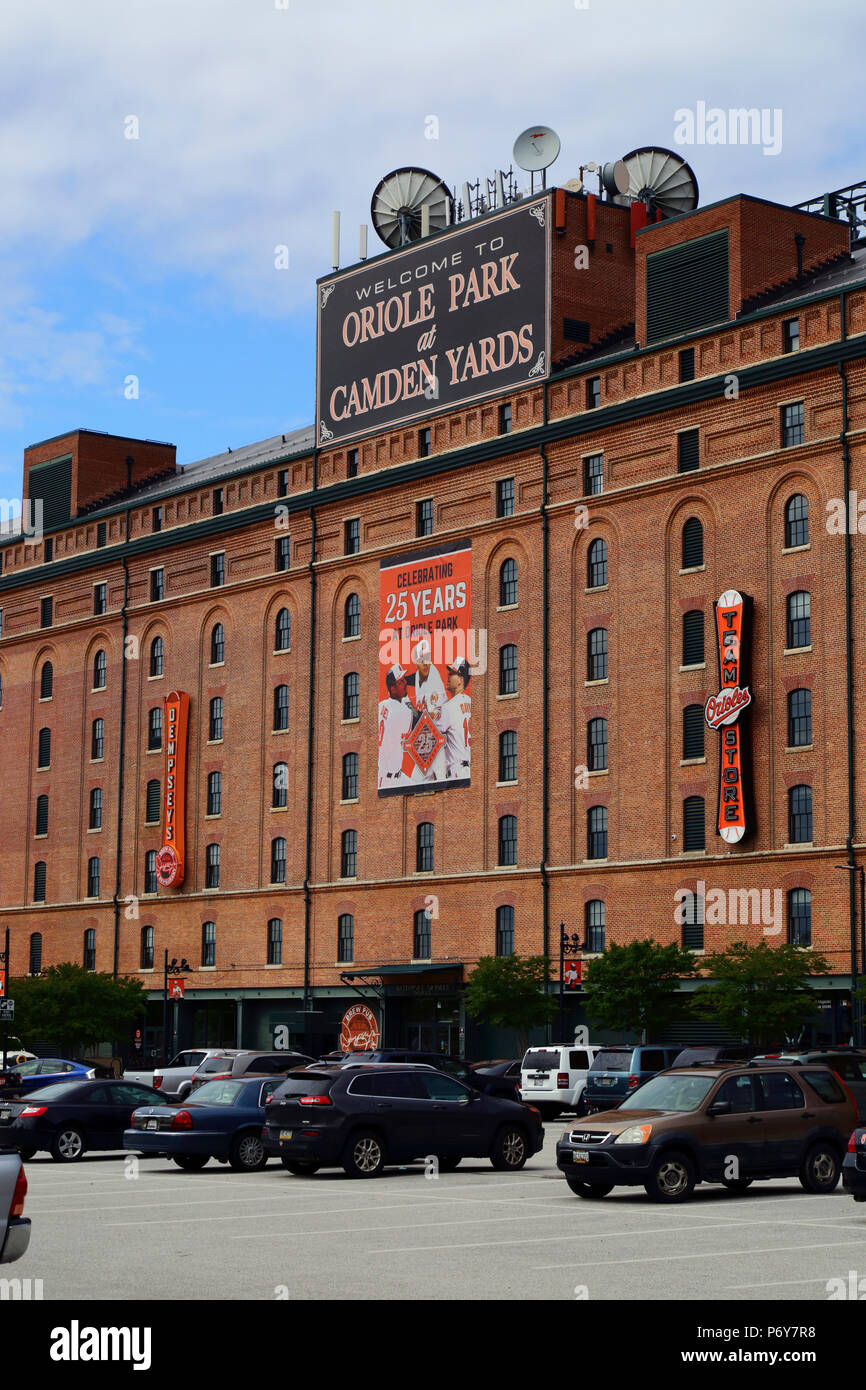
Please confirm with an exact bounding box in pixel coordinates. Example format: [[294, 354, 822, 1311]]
[[490, 1125, 529, 1171], [229, 1132, 268, 1172], [565, 1174, 614, 1198], [437, 1156, 461, 1172], [799, 1142, 841, 1194], [342, 1130, 386, 1178], [574, 1092, 590, 1118], [173, 1154, 209, 1171], [721, 1177, 753, 1193], [50, 1126, 86, 1162], [644, 1150, 696, 1203], [281, 1158, 321, 1175]]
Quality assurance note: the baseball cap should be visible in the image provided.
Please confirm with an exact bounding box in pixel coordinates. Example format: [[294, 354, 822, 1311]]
[[387, 663, 407, 682], [412, 639, 431, 663], [446, 658, 471, 680]]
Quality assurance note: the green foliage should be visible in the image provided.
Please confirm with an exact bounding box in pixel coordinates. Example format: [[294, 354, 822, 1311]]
[[692, 940, 829, 1048], [583, 939, 698, 1040], [8, 963, 148, 1054], [464, 955, 557, 1054]]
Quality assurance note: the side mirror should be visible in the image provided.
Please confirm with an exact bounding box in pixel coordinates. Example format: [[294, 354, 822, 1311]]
[[708, 1099, 731, 1117]]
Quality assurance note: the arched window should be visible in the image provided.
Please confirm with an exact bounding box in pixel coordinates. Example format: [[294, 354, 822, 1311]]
[[338, 914, 354, 963], [149, 637, 164, 677], [83, 929, 96, 972], [92, 718, 105, 760], [40, 661, 53, 699], [416, 821, 434, 872], [680, 890, 704, 950], [344, 593, 361, 639], [273, 684, 289, 731], [499, 730, 517, 782], [210, 624, 225, 665], [683, 796, 706, 851], [38, 726, 51, 768], [33, 863, 47, 903], [499, 643, 518, 695], [201, 921, 216, 967], [585, 899, 606, 952], [413, 907, 431, 959], [787, 591, 811, 649], [587, 628, 608, 681], [788, 785, 813, 843], [587, 806, 607, 859], [682, 517, 704, 569], [146, 779, 160, 823], [785, 493, 809, 549], [499, 558, 518, 607], [205, 843, 220, 888], [267, 918, 282, 965], [587, 537, 608, 589], [140, 926, 154, 970], [35, 794, 49, 836], [496, 905, 514, 956], [93, 649, 107, 690], [587, 718, 608, 772], [147, 707, 162, 750], [209, 697, 223, 741], [29, 931, 43, 973], [341, 829, 357, 878], [498, 814, 517, 866], [207, 771, 221, 816], [270, 837, 287, 883], [682, 610, 705, 666], [341, 752, 358, 801], [87, 856, 100, 898], [343, 672, 359, 720], [788, 689, 812, 748], [788, 888, 812, 946], [275, 608, 291, 651], [272, 762, 288, 808], [683, 704, 705, 760], [89, 787, 103, 830]]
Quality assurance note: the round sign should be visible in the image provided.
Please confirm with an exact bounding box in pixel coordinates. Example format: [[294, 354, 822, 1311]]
[[339, 1004, 380, 1053], [155, 845, 180, 887]]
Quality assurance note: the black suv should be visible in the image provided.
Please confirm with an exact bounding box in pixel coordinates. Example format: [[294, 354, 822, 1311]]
[[339, 1051, 520, 1102], [263, 1066, 543, 1178]]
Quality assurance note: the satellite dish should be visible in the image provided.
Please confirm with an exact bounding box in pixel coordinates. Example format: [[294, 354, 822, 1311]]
[[616, 146, 699, 218], [370, 167, 452, 248], [563, 176, 583, 193], [513, 125, 561, 173], [601, 159, 629, 197]]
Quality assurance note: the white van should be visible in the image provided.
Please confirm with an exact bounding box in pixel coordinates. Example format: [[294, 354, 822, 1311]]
[[520, 1044, 601, 1119]]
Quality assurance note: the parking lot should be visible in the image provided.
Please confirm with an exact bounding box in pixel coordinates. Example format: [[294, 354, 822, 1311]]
[[10, 1124, 866, 1301]]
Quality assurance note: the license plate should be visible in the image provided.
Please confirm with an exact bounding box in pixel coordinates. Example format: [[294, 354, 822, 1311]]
[[598, 1077, 614, 1085], [279, 1130, 293, 1141], [146, 1120, 158, 1130], [572, 1150, 590, 1163], [0, 1110, 9, 1121]]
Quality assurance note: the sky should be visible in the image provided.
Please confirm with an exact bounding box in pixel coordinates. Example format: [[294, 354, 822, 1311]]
[[0, 0, 863, 501]]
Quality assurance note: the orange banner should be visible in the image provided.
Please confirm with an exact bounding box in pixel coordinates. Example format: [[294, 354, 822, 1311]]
[[156, 690, 190, 887]]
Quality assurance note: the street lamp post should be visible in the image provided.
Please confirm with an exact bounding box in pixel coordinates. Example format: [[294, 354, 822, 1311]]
[[162, 952, 191, 1065], [834, 864, 865, 1046], [558, 922, 585, 1041], [0, 926, 9, 1069]]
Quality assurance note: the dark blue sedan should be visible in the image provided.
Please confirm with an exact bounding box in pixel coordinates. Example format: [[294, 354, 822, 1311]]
[[125, 1076, 282, 1171], [0, 1057, 95, 1097]]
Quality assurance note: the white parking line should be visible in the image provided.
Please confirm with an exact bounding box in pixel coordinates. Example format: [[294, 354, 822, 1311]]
[[532, 1237, 866, 1271], [230, 1210, 574, 1241], [727, 1275, 840, 1291], [363, 1219, 757, 1256]]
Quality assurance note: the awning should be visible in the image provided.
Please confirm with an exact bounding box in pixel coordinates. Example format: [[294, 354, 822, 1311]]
[[340, 963, 463, 1001]]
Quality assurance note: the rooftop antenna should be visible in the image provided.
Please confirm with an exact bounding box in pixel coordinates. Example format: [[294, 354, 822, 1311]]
[[331, 211, 340, 270], [370, 167, 452, 248], [513, 124, 561, 193], [359, 224, 368, 260]]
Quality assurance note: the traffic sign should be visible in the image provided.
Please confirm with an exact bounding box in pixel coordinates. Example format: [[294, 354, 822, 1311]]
[[0, 1000, 15, 1021]]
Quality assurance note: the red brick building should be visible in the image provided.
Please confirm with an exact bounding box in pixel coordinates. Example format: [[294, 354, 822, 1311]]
[[2, 176, 865, 1059]]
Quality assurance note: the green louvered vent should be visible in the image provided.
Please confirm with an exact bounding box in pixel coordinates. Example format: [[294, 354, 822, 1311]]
[[646, 229, 730, 344], [27, 457, 72, 530]]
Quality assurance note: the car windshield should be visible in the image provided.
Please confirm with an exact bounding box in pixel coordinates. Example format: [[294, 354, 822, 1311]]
[[591, 1051, 632, 1071], [618, 1073, 715, 1111], [20, 1081, 85, 1102], [188, 1080, 245, 1106]]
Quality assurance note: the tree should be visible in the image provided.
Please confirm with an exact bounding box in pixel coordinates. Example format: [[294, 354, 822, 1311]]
[[464, 955, 557, 1055], [692, 941, 829, 1048], [9, 963, 148, 1055], [582, 939, 697, 1040]]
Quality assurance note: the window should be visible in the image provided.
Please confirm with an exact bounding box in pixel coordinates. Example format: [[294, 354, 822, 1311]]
[[683, 796, 706, 851], [150, 568, 164, 602], [499, 643, 518, 695], [587, 627, 608, 681], [278, 468, 289, 497], [201, 921, 216, 966], [585, 899, 606, 952], [782, 401, 805, 447], [682, 610, 705, 665], [210, 624, 225, 665], [499, 729, 517, 782], [147, 707, 162, 750], [678, 346, 695, 382], [271, 837, 287, 883], [588, 717, 608, 772], [40, 661, 53, 699], [499, 402, 512, 434], [680, 890, 705, 949], [44, 537, 53, 562], [344, 593, 360, 639], [584, 453, 604, 496], [83, 929, 96, 972], [273, 684, 289, 731], [33, 866, 46, 905], [783, 317, 800, 354], [416, 821, 434, 872], [343, 672, 359, 720], [89, 787, 103, 830], [210, 552, 225, 588], [205, 844, 220, 889], [338, 914, 354, 962], [149, 637, 164, 677], [498, 814, 517, 866], [418, 427, 431, 458], [273, 761, 288, 808], [496, 478, 515, 518], [344, 519, 360, 555], [347, 450, 359, 479], [499, 558, 518, 607], [207, 771, 221, 816], [37, 726, 51, 768], [413, 907, 431, 959], [586, 375, 601, 409], [267, 918, 282, 965], [35, 794, 48, 836], [496, 905, 514, 957], [94, 583, 107, 615], [209, 697, 223, 741], [213, 487, 224, 516], [93, 649, 107, 689], [683, 704, 705, 759], [587, 805, 608, 859], [87, 856, 100, 898], [29, 930, 43, 970], [341, 829, 357, 878], [678, 429, 700, 473], [96, 522, 106, 548], [756, 1071, 804, 1112], [682, 517, 703, 569], [785, 494, 809, 548], [275, 535, 291, 571], [342, 752, 358, 801], [152, 507, 162, 533], [787, 591, 811, 649], [144, 851, 157, 895], [587, 537, 608, 588], [275, 608, 291, 651], [140, 926, 154, 970], [146, 779, 161, 823], [416, 498, 434, 538], [92, 718, 105, 760], [788, 888, 811, 946], [788, 785, 813, 843], [40, 596, 53, 628], [788, 688, 812, 747]]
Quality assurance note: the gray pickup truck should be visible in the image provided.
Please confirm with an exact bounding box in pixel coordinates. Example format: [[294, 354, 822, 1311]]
[[0, 1153, 30, 1264], [124, 1049, 226, 1102]]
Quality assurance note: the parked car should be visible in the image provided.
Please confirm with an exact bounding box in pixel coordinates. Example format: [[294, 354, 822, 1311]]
[[0, 1057, 96, 1098], [472, 1059, 522, 1079], [670, 1044, 753, 1069], [583, 1045, 682, 1113], [842, 1124, 866, 1201], [125, 1075, 284, 1171], [0, 1078, 164, 1161], [263, 1065, 544, 1178], [751, 1050, 866, 1120], [557, 1062, 856, 1203], [520, 1045, 602, 1118], [339, 1050, 521, 1102], [0, 1154, 30, 1264], [188, 1050, 315, 1092], [124, 1049, 223, 1102]]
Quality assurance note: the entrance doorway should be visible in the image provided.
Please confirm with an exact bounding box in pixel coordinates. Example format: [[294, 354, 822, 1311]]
[[407, 1021, 457, 1054], [403, 993, 461, 1054]]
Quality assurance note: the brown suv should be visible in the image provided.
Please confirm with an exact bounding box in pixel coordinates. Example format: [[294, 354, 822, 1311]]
[[555, 1063, 856, 1203]]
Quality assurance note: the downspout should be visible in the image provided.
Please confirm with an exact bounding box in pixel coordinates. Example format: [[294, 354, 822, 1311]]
[[302, 446, 319, 1024], [112, 505, 131, 978], [840, 289, 859, 1041], [540, 380, 551, 1027]]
